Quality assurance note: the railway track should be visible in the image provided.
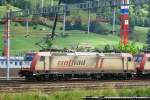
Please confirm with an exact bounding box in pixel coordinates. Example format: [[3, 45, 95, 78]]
[[0, 80, 150, 92]]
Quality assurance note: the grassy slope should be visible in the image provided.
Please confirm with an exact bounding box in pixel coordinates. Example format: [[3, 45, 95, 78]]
[[1, 87, 150, 100], [0, 26, 121, 55], [133, 26, 149, 43], [54, 31, 120, 48], [0, 18, 148, 55], [0, 23, 145, 55]]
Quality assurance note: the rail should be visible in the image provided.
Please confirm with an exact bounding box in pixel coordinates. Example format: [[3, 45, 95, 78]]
[[0, 80, 149, 92], [83, 96, 150, 100]]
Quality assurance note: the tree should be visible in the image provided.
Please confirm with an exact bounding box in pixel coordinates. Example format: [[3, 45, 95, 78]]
[[12, 0, 32, 10], [65, 20, 72, 30], [89, 20, 96, 32], [73, 16, 82, 30], [62, 0, 85, 4], [147, 29, 150, 45], [144, 19, 150, 27], [47, 39, 53, 49], [147, 4, 150, 27], [148, 4, 150, 18], [0, 0, 6, 5], [129, 17, 135, 33]]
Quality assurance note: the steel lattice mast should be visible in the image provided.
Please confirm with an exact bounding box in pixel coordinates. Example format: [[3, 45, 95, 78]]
[[120, 0, 129, 46]]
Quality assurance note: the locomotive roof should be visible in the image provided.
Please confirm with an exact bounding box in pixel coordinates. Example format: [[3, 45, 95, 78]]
[[66, 52, 103, 56], [37, 52, 103, 56], [0, 56, 24, 60], [36, 52, 132, 57], [103, 53, 133, 57], [145, 53, 150, 57]]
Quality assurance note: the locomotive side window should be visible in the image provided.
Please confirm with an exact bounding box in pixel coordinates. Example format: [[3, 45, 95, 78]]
[[134, 55, 143, 63], [148, 57, 150, 62], [19, 62, 22, 66], [10, 61, 13, 64], [1, 61, 3, 65], [127, 57, 131, 62], [15, 62, 18, 66]]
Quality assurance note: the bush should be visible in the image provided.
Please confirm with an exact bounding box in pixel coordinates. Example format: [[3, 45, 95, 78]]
[[14, 23, 18, 26], [104, 45, 111, 52], [60, 27, 63, 30], [33, 26, 37, 30], [118, 42, 139, 54]]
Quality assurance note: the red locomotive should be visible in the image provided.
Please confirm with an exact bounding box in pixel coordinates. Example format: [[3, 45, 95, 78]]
[[135, 54, 150, 78]]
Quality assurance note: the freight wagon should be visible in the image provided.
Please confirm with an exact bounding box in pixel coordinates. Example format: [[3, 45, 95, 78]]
[[0, 56, 31, 77]]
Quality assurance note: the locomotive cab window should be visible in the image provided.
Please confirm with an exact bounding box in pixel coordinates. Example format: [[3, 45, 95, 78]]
[[24, 53, 35, 61], [127, 57, 131, 62], [40, 56, 45, 61]]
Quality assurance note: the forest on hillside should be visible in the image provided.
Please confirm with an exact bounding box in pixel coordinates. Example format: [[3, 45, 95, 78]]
[[0, 0, 149, 27]]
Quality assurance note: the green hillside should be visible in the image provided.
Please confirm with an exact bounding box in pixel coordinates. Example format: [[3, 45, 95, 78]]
[[0, 1, 149, 55]]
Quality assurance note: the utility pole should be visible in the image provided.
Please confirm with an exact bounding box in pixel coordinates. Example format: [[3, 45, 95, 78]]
[[112, 8, 116, 35], [26, 18, 29, 36], [25, 9, 29, 36], [34, 0, 37, 8], [88, 9, 91, 34], [87, 1, 92, 34], [63, 12, 66, 36], [51, 0, 54, 6], [41, 0, 44, 8], [6, 12, 10, 80]]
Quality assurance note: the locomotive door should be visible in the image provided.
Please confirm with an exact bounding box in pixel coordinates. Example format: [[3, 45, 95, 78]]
[[123, 57, 129, 72], [126, 57, 133, 71], [36, 56, 49, 71], [45, 56, 50, 71], [36, 56, 45, 70]]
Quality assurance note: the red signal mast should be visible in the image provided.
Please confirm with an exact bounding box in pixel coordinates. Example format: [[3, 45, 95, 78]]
[[2, 17, 31, 56], [120, 0, 129, 46]]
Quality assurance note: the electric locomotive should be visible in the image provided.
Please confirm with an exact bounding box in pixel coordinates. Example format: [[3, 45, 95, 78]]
[[19, 52, 136, 80]]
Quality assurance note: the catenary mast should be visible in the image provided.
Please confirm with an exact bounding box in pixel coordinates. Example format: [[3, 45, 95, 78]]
[[120, 0, 129, 46]]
